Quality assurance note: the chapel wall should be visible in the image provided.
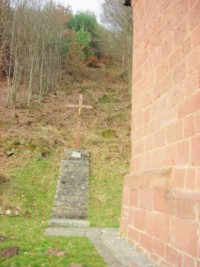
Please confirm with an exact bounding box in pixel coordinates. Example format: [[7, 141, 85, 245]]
[[120, 0, 200, 266]]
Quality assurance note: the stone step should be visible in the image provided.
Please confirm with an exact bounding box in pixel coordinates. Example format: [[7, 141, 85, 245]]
[[59, 163, 89, 170], [53, 205, 87, 210], [48, 218, 90, 228], [56, 193, 87, 197], [58, 174, 88, 181], [52, 203, 87, 210], [55, 191, 88, 197], [55, 197, 87, 202], [49, 149, 90, 223], [57, 182, 88, 186], [52, 213, 86, 220], [52, 208, 87, 219], [53, 208, 87, 214], [53, 201, 87, 206], [44, 227, 87, 237], [54, 198, 87, 204], [55, 195, 87, 201]]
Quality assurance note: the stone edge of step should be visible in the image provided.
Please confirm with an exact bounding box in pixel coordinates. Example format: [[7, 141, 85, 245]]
[[48, 218, 90, 228]]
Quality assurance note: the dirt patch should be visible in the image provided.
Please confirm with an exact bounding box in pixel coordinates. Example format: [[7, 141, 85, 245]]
[[45, 248, 67, 257], [0, 174, 10, 184], [0, 246, 19, 259]]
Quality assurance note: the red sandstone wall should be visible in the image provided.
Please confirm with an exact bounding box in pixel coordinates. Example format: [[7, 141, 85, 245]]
[[120, 0, 200, 266]]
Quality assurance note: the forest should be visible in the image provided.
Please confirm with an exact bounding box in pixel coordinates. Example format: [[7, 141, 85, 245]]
[[0, 0, 132, 116]]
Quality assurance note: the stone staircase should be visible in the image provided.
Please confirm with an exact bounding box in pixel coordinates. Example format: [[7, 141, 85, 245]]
[[47, 149, 90, 228]]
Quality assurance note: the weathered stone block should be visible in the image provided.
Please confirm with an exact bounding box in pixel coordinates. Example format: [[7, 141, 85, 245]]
[[49, 149, 90, 224]]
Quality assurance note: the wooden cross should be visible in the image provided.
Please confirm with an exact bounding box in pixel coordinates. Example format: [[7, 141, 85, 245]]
[[67, 94, 93, 150]]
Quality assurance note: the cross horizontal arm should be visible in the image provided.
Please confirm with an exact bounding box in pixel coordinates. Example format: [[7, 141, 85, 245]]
[[66, 104, 93, 109], [82, 105, 93, 109], [67, 104, 79, 108]]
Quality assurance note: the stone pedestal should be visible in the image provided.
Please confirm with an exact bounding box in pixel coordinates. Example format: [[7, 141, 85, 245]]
[[47, 149, 90, 229]]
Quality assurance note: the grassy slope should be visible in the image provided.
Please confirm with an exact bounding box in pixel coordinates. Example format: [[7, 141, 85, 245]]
[[0, 67, 131, 266], [1, 155, 105, 267]]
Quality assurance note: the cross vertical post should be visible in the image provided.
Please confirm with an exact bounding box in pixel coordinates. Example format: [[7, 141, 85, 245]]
[[67, 94, 93, 150]]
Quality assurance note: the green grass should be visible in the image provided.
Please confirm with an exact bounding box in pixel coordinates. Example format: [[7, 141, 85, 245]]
[[98, 94, 116, 104], [101, 129, 116, 138], [0, 154, 106, 267], [0, 218, 104, 267], [89, 160, 127, 228]]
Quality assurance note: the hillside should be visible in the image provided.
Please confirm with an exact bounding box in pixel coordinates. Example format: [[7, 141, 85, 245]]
[[0, 66, 131, 266]]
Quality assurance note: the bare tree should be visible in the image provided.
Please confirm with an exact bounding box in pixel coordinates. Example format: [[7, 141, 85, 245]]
[[100, 0, 133, 76], [0, 0, 68, 115]]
